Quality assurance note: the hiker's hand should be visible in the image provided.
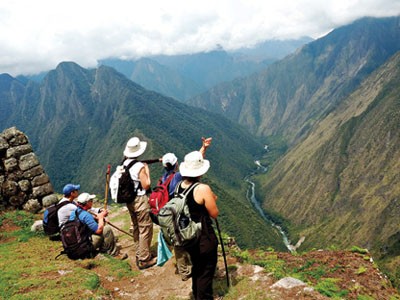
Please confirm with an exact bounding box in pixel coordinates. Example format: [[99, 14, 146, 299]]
[[202, 137, 212, 148], [98, 210, 108, 218]]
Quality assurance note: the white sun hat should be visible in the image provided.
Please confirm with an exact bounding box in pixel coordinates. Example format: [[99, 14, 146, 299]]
[[162, 153, 178, 167], [123, 137, 147, 158], [77, 192, 96, 205], [179, 151, 210, 177]]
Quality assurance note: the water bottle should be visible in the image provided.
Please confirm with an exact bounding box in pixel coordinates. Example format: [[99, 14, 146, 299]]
[[179, 215, 190, 229]]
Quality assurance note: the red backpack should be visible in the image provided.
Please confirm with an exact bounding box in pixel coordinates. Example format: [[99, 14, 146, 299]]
[[148, 173, 175, 224]]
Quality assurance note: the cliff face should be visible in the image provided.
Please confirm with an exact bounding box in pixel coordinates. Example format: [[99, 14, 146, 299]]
[[0, 127, 57, 212], [259, 51, 400, 254]]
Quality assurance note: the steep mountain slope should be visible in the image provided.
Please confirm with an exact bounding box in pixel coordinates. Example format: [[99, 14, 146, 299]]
[[231, 36, 314, 62], [189, 16, 400, 145], [100, 58, 204, 101], [100, 49, 270, 101], [0, 62, 285, 250], [152, 49, 269, 89], [258, 50, 400, 255]]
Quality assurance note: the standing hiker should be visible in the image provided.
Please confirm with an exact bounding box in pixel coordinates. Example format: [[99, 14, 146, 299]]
[[123, 136, 157, 269], [67, 192, 126, 258], [57, 183, 80, 228], [158, 137, 212, 281], [178, 150, 219, 300]]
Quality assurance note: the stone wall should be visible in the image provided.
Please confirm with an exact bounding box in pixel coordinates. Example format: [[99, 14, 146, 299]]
[[0, 127, 58, 212]]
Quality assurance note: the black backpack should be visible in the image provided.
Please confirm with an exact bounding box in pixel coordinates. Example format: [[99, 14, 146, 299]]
[[110, 159, 141, 204], [58, 209, 95, 260], [43, 201, 70, 236]]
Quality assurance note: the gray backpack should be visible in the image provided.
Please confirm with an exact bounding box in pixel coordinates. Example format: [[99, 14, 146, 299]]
[[157, 182, 202, 247]]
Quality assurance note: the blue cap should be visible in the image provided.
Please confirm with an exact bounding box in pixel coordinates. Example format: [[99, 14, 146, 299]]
[[62, 184, 80, 195]]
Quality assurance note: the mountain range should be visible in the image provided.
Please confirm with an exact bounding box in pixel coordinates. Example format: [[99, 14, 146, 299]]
[[185, 16, 400, 273], [0, 62, 284, 250], [189, 17, 400, 145], [1, 15, 400, 282], [99, 37, 312, 102]]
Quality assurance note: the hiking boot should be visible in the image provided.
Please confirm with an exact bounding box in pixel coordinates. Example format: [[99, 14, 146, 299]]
[[117, 253, 128, 260], [181, 274, 191, 281], [138, 256, 157, 270], [111, 245, 128, 260]]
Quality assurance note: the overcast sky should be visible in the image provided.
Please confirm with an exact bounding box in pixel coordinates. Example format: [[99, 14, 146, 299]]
[[0, 0, 399, 76]]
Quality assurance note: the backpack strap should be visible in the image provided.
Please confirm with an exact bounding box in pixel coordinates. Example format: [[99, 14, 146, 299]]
[[56, 200, 71, 210], [124, 159, 138, 170], [175, 182, 200, 198], [162, 172, 175, 187], [75, 208, 81, 219], [123, 159, 142, 191]]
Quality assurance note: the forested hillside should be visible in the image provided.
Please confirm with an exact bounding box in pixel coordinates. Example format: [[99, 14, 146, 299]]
[[0, 62, 285, 250], [256, 50, 400, 271]]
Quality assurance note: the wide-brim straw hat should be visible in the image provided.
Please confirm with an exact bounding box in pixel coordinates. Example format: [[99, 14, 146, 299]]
[[179, 151, 210, 177], [123, 137, 147, 158]]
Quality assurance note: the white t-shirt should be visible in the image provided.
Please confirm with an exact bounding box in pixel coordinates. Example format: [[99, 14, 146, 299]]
[[124, 159, 146, 196], [57, 198, 77, 227]]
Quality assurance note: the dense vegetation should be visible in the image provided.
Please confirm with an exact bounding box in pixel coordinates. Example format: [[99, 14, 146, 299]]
[[258, 51, 400, 279], [0, 63, 285, 250]]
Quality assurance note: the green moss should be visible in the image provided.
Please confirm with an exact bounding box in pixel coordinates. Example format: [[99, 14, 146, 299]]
[[314, 278, 349, 298]]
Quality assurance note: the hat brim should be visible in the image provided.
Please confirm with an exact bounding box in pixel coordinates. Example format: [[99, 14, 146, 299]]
[[179, 159, 210, 177], [63, 184, 80, 195], [77, 193, 96, 204], [123, 141, 147, 158]]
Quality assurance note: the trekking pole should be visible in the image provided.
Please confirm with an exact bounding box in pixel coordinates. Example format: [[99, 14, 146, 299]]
[[140, 158, 161, 164], [105, 219, 134, 238], [88, 211, 134, 238], [104, 164, 111, 211], [215, 218, 230, 287]]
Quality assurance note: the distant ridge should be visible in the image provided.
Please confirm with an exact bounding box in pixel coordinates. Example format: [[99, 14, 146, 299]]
[[189, 16, 400, 144], [99, 37, 310, 101]]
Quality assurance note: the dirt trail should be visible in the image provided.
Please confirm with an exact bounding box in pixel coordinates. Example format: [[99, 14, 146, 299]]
[[99, 207, 193, 299], [97, 207, 400, 300]]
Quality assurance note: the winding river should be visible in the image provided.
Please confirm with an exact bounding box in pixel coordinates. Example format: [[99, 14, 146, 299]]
[[244, 160, 294, 251]]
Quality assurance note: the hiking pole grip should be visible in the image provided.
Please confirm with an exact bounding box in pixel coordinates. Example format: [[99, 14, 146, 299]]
[[104, 164, 111, 210], [215, 218, 230, 287]]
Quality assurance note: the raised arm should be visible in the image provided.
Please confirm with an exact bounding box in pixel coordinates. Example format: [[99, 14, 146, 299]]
[[199, 137, 212, 158]]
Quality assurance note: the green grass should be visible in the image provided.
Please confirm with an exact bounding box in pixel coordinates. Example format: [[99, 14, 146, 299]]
[[0, 210, 137, 300], [314, 278, 349, 298], [350, 246, 369, 255]]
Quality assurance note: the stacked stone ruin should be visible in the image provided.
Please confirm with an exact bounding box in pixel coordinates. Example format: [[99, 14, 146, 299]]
[[0, 127, 58, 212]]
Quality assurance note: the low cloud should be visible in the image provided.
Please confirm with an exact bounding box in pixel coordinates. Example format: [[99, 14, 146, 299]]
[[0, 0, 399, 76]]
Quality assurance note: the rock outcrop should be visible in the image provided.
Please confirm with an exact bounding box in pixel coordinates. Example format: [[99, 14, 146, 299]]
[[0, 127, 57, 212]]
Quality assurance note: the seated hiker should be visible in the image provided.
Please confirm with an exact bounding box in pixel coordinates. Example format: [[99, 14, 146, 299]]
[[159, 137, 212, 281], [58, 183, 80, 228], [69, 192, 127, 259]]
